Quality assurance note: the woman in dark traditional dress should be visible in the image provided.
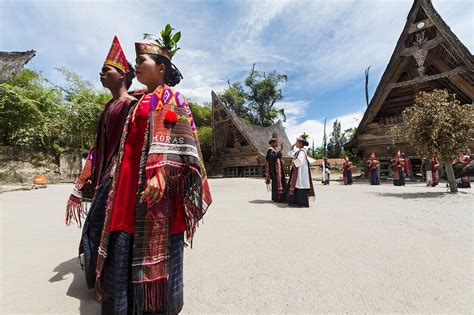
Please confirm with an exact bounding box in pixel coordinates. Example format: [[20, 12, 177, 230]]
[[265, 133, 287, 202], [392, 150, 406, 186], [342, 156, 353, 185], [431, 156, 440, 187], [65, 36, 137, 290], [366, 152, 380, 185], [454, 150, 472, 188], [95, 26, 212, 314]]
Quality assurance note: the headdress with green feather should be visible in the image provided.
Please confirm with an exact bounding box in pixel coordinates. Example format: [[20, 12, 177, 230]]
[[143, 24, 181, 58]]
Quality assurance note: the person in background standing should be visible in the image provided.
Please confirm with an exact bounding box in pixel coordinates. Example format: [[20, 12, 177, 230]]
[[366, 152, 380, 185], [343, 156, 353, 185], [265, 133, 287, 202]]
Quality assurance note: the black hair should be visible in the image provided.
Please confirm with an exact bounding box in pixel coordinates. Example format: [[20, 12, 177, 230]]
[[115, 62, 135, 90], [148, 54, 183, 87]]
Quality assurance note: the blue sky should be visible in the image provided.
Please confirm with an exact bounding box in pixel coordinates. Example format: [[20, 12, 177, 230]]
[[1, 0, 472, 144]]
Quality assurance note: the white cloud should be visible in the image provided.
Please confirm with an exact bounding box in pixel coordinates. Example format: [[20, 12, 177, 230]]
[[283, 109, 364, 148], [1, 0, 471, 113]]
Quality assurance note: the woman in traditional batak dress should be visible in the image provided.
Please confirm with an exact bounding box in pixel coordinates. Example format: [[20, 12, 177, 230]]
[[431, 156, 440, 187], [392, 150, 406, 186], [95, 25, 212, 314], [366, 152, 380, 185], [342, 156, 353, 185]]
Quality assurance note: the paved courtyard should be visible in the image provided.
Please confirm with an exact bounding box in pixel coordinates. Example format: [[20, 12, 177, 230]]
[[1, 178, 473, 314]]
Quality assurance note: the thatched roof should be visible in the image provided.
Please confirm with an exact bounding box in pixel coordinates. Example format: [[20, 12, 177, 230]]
[[0, 50, 36, 83], [346, 0, 473, 151], [212, 91, 292, 157]]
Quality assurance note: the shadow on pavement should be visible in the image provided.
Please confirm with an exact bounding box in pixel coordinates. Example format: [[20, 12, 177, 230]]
[[49, 257, 99, 315], [374, 191, 462, 199], [248, 199, 291, 208]]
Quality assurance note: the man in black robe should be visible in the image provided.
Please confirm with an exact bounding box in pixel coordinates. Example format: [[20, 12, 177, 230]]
[[265, 133, 287, 202]]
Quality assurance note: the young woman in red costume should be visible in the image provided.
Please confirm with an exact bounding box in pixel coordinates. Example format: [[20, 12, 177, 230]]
[[95, 25, 212, 315]]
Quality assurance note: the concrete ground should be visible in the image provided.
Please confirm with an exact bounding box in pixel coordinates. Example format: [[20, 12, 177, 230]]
[[1, 178, 472, 314]]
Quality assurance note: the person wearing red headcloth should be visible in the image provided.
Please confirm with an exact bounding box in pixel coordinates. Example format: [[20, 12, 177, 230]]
[[95, 25, 212, 314], [392, 150, 406, 186], [366, 152, 380, 185], [65, 36, 137, 290]]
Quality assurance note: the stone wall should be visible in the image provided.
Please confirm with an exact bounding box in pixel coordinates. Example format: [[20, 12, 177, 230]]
[[0, 146, 81, 184]]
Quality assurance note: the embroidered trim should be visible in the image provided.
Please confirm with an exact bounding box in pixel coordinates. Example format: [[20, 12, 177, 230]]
[[149, 142, 199, 158]]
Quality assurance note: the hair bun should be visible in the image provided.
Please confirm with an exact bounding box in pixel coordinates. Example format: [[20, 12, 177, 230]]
[[167, 63, 183, 86]]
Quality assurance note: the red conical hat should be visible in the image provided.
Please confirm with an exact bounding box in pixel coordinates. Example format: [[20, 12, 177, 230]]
[[104, 36, 129, 73]]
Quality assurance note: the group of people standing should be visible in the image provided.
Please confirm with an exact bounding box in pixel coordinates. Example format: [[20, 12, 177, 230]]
[[65, 26, 212, 315], [266, 133, 315, 207], [367, 151, 439, 187], [267, 141, 471, 201], [266, 134, 357, 207]]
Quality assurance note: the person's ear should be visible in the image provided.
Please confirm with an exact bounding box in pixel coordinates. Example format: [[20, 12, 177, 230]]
[[159, 63, 166, 74]]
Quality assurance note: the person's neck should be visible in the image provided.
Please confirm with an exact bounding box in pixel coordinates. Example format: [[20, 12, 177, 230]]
[[146, 82, 165, 93], [110, 86, 129, 101]]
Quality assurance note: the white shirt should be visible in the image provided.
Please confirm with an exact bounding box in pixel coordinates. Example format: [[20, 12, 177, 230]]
[[288, 148, 315, 189]]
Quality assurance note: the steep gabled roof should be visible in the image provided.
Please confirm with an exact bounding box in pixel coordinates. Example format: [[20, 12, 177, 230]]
[[0, 50, 36, 82], [351, 0, 473, 146], [212, 91, 292, 157]]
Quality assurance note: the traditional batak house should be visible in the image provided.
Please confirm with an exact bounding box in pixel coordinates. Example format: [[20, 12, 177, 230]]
[[0, 50, 36, 82], [211, 91, 292, 177], [346, 0, 473, 179]]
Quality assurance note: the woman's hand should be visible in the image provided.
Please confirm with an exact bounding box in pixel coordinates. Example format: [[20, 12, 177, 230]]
[[140, 173, 165, 205]]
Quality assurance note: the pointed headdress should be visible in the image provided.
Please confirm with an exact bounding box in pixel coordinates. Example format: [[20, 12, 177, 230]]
[[104, 36, 129, 74]]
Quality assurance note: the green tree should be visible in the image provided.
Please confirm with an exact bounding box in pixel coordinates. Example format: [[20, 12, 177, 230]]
[[187, 101, 214, 166], [0, 69, 65, 149], [219, 64, 287, 127], [341, 127, 355, 145], [0, 68, 111, 155], [219, 82, 251, 121], [308, 146, 326, 159], [56, 67, 110, 151], [390, 89, 474, 193], [327, 119, 344, 158], [188, 101, 212, 127]]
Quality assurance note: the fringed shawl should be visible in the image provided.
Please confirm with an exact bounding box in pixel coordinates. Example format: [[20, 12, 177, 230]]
[[95, 85, 211, 313], [65, 95, 136, 227]]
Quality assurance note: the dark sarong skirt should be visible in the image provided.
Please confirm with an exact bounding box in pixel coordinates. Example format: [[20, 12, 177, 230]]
[[101, 232, 184, 315], [288, 188, 309, 207], [344, 170, 353, 185], [393, 166, 406, 186], [370, 169, 380, 185], [81, 177, 112, 290], [271, 176, 287, 202]]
